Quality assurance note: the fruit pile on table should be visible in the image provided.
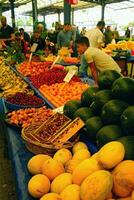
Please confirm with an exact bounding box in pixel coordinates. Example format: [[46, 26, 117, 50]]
[[39, 82, 89, 107], [17, 61, 52, 77], [27, 141, 134, 200], [7, 106, 53, 128], [0, 62, 33, 98], [29, 68, 81, 88]]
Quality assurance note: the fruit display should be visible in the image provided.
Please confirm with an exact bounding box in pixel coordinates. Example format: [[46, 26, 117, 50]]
[[0, 63, 32, 98], [6, 92, 44, 107], [27, 141, 134, 200], [23, 113, 71, 143], [62, 57, 80, 64], [39, 82, 89, 107], [29, 68, 81, 88], [7, 106, 53, 128], [63, 70, 134, 148], [17, 61, 52, 77], [22, 113, 84, 153], [104, 40, 134, 51]]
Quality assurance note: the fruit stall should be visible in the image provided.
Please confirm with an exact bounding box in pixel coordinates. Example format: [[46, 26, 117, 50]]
[[0, 54, 134, 200]]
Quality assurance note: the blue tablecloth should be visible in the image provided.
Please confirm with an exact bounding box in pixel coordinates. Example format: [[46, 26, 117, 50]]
[[0, 99, 34, 200]]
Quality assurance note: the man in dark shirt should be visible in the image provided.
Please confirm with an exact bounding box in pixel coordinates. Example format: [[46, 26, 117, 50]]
[[30, 30, 46, 51], [0, 16, 14, 45], [19, 28, 30, 43]]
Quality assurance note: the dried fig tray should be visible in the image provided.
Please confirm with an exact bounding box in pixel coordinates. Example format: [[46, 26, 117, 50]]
[[22, 114, 85, 155], [22, 113, 71, 144]]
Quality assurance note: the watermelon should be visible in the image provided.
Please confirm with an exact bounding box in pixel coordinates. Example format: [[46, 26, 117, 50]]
[[96, 125, 123, 148], [73, 107, 94, 122], [101, 99, 129, 125], [121, 106, 134, 135], [98, 70, 122, 89], [85, 116, 103, 142], [90, 90, 113, 115], [63, 100, 81, 119], [118, 136, 134, 160], [81, 86, 99, 107], [112, 77, 134, 104]]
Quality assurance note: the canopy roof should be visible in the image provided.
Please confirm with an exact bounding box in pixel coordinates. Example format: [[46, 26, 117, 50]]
[[1, 0, 134, 13]]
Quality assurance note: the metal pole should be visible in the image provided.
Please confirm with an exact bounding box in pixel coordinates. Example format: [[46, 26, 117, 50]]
[[58, 11, 61, 23], [64, 0, 71, 24], [32, 0, 38, 27], [9, 0, 15, 29], [71, 8, 74, 25], [0, 4, 2, 17], [101, 2, 105, 21]]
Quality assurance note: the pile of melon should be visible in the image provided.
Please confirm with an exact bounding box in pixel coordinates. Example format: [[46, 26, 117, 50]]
[[63, 70, 134, 160], [27, 141, 134, 200]]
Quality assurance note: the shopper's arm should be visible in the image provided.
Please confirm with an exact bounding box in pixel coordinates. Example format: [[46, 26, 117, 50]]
[[89, 62, 98, 85]]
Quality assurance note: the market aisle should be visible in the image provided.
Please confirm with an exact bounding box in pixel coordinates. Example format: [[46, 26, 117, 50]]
[[0, 120, 17, 200]]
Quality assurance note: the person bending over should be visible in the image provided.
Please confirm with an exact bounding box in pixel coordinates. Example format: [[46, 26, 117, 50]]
[[76, 36, 121, 85]]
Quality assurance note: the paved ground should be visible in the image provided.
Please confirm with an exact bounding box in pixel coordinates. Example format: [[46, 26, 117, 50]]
[[0, 120, 17, 200]]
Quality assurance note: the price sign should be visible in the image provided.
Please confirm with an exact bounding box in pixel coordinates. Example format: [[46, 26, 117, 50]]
[[30, 43, 38, 53], [29, 43, 38, 63], [64, 69, 77, 83]]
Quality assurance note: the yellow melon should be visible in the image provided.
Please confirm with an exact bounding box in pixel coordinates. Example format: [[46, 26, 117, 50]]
[[72, 158, 102, 185], [42, 158, 65, 181], [112, 160, 134, 198], [28, 174, 50, 198], [72, 142, 88, 154], [51, 173, 72, 194], [98, 141, 125, 169], [60, 184, 80, 200], [27, 154, 51, 175], [131, 191, 134, 200], [91, 152, 99, 161], [117, 198, 131, 200], [53, 148, 72, 165], [80, 170, 113, 200], [40, 193, 61, 200], [72, 149, 91, 161], [65, 159, 82, 174]]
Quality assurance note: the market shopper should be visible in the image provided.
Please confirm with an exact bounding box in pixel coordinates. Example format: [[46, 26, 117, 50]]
[[0, 16, 14, 45], [30, 30, 46, 51], [85, 21, 105, 49], [76, 36, 121, 84], [19, 28, 30, 43], [104, 26, 114, 46], [57, 23, 74, 49], [125, 27, 131, 38]]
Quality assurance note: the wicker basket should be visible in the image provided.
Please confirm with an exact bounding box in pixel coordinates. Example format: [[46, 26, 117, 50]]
[[22, 130, 79, 156]]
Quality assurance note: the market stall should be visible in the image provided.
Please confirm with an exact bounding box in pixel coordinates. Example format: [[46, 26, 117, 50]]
[[0, 50, 134, 200]]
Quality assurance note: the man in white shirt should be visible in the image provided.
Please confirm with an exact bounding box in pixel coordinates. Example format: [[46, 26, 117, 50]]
[[85, 21, 105, 49], [76, 37, 121, 84]]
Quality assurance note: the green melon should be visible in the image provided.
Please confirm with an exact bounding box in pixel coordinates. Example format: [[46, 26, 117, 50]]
[[90, 90, 113, 115], [121, 106, 134, 135], [85, 116, 103, 142], [81, 86, 99, 107], [96, 125, 123, 148], [112, 77, 134, 104], [98, 70, 122, 89], [101, 99, 129, 125], [118, 136, 134, 160], [73, 107, 94, 122], [63, 100, 81, 119]]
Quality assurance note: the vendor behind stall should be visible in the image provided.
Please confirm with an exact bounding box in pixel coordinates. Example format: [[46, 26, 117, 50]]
[[76, 36, 121, 84], [30, 30, 46, 51], [0, 16, 14, 45]]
